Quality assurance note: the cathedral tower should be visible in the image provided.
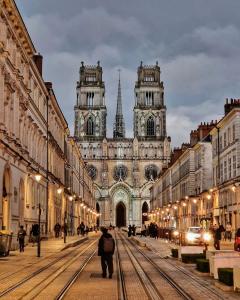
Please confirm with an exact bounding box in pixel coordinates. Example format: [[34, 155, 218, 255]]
[[134, 61, 166, 140], [113, 71, 125, 138], [74, 61, 107, 140]]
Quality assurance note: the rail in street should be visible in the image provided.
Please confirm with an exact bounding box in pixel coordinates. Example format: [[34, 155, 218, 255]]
[[0, 231, 239, 300]]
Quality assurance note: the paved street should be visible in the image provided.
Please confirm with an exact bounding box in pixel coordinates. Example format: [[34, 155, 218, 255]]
[[0, 230, 239, 299]]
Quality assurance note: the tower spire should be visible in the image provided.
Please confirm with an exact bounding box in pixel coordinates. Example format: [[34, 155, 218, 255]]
[[113, 69, 125, 138]]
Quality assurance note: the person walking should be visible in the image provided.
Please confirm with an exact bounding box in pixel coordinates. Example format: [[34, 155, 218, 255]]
[[54, 223, 61, 238], [225, 222, 232, 242], [132, 224, 136, 236], [98, 227, 115, 278], [128, 225, 132, 237], [234, 228, 240, 251], [214, 225, 222, 250], [17, 225, 26, 252], [80, 222, 85, 236]]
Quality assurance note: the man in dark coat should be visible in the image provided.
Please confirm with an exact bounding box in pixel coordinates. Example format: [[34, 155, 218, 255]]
[[98, 227, 115, 278], [17, 225, 26, 252], [214, 225, 222, 250]]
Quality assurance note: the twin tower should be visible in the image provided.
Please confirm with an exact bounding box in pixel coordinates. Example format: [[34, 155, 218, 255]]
[[74, 61, 167, 141]]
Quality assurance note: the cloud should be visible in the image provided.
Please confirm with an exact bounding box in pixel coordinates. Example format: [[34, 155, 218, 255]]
[[15, 0, 240, 147]]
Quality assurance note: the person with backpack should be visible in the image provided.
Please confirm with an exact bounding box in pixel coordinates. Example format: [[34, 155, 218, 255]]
[[98, 227, 115, 278], [17, 225, 26, 252]]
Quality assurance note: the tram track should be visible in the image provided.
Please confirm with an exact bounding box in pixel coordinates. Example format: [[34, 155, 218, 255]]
[[127, 234, 228, 300], [117, 231, 188, 300], [0, 239, 88, 284], [0, 238, 97, 299]]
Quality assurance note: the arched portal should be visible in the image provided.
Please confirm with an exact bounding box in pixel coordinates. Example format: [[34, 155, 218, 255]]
[[2, 166, 11, 230], [142, 201, 149, 224], [96, 202, 100, 227], [116, 202, 126, 227]]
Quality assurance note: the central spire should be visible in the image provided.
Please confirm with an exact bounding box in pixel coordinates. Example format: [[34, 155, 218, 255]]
[[113, 70, 125, 138]]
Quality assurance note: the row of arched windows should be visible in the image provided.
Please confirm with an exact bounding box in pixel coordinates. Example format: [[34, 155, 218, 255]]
[[87, 92, 94, 107], [145, 91, 154, 106]]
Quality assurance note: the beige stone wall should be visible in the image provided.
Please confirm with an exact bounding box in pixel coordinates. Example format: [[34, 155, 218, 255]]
[[0, 0, 96, 245]]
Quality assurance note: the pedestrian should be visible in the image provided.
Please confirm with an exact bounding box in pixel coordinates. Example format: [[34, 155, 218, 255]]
[[80, 222, 85, 236], [234, 228, 240, 251], [30, 223, 39, 246], [98, 227, 115, 278], [224, 222, 232, 241], [54, 223, 61, 238], [132, 224, 136, 236], [128, 225, 132, 237], [214, 225, 221, 250], [17, 225, 26, 252], [77, 225, 81, 235]]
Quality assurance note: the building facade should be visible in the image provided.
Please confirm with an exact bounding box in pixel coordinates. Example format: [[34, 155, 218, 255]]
[[211, 99, 240, 231], [0, 0, 96, 248], [74, 61, 171, 227], [150, 123, 214, 231]]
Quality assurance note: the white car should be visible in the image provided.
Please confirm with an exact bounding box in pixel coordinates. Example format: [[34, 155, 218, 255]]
[[185, 227, 202, 245]]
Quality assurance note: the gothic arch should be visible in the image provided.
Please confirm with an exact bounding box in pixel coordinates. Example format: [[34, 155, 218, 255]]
[[86, 115, 95, 136], [116, 201, 126, 227], [110, 182, 132, 226], [146, 115, 155, 136]]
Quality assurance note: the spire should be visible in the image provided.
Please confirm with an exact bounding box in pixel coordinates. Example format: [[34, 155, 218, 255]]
[[113, 70, 125, 138]]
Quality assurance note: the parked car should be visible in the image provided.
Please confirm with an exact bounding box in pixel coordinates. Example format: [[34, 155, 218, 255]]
[[185, 227, 202, 245], [183, 227, 212, 246]]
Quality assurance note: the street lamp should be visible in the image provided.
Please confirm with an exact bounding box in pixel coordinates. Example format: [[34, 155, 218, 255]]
[[57, 187, 63, 194], [35, 173, 42, 258]]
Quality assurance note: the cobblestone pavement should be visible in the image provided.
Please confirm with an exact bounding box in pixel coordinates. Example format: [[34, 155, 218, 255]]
[[0, 231, 239, 299]]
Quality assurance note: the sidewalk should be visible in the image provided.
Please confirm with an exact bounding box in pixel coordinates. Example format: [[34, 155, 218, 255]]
[[0, 233, 92, 266], [132, 236, 236, 257], [0, 233, 98, 290]]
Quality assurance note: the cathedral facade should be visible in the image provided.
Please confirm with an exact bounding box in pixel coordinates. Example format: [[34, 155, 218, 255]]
[[74, 62, 171, 226]]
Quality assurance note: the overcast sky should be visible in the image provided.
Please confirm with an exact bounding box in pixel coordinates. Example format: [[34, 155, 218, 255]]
[[16, 0, 240, 146]]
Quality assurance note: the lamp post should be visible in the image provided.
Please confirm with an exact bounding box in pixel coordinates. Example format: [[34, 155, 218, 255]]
[[35, 174, 42, 257]]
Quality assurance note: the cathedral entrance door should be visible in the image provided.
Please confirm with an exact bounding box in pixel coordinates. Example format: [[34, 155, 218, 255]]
[[116, 202, 126, 227]]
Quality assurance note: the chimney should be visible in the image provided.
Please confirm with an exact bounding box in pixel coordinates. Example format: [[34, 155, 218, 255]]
[[224, 98, 240, 115], [190, 130, 199, 147], [33, 53, 43, 76], [45, 82, 53, 91]]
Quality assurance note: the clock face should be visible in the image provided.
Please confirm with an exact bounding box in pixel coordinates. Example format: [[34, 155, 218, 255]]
[[87, 165, 97, 180], [145, 164, 159, 181], [113, 165, 128, 181]]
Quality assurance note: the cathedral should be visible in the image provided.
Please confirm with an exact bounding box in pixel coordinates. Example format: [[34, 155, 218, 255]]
[[74, 61, 171, 227]]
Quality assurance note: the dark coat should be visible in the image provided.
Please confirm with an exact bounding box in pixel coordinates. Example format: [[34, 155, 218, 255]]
[[98, 232, 115, 256], [214, 228, 222, 241]]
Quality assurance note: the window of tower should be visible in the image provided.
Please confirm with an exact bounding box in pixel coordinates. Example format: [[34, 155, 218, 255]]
[[144, 76, 154, 82], [87, 92, 94, 107], [145, 91, 154, 106], [86, 117, 95, 136], [146, 116, 155, 136], [86, 75, 96, 82]]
